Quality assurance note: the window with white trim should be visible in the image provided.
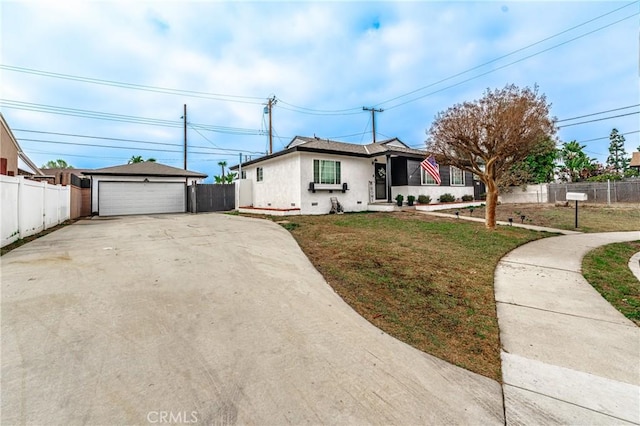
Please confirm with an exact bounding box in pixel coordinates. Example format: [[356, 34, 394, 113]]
[[421, 168, 438, 185], [450, 166, 464, 186], [256, 167, 263, 182], [313, 159, 341, 184]]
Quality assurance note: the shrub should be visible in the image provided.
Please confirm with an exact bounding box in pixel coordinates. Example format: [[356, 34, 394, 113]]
[[407, 195, 416, 206], [395, 194, 404, 206], [438, 193, 456, 203], [461, 195, 474, 202], [417, 195, 431, 204]]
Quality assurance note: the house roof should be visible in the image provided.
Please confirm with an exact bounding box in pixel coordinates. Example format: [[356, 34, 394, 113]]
[[83, 162, 208, 178], [231, 136, 428, 169], [39, 168, 94, 176], [630, 152, 640, 168]]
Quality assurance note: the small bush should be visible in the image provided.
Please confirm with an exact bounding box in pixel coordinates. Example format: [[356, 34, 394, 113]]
[[407, 195, 416, 206], [395, 194, 404, 206], [461, 195, 474, 202], [438, 193, 456, 203], [417, 195, 431, 204]]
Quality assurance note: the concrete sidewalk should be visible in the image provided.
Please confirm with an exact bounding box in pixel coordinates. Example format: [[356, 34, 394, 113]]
[[494, 231, 640, 424], [418, 211, 583, 234]]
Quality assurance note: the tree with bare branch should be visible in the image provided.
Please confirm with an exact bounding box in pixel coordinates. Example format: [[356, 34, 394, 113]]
[[426, 84, 556, 229]]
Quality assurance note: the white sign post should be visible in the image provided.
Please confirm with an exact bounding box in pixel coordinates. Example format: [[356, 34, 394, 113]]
[[566, 192, 588, 228]]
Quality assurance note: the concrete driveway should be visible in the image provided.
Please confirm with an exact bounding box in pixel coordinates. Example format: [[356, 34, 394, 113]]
[[1, 214, 503, 425]]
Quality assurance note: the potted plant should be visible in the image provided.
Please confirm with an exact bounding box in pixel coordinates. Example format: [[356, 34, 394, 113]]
[[395, 194, 404, 206], [407, 195, 415, 206]]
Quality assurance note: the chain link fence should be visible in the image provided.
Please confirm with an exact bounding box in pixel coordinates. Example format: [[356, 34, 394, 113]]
[[547, 181, 640, 204]]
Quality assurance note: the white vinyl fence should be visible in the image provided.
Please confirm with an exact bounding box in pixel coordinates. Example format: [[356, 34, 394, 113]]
[[1, 175, 70, 248]]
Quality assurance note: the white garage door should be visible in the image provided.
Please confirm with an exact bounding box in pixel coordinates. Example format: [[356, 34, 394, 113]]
[[99, 181, 186, 216]]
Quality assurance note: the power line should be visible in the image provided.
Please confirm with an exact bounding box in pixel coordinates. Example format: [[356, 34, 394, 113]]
[[0, 64, 265, 105], [557, 111, 639, 128], [576, 130, 639, 143], [13, 128, 265, 154], [188, 125, 264, 154], [0, 99, 264, 135], [556, 104, 640, 123], [375, 1, 639, 108], [384, 12, 638, 111], [17, 138, 247, 155], [271, 1, 638, 115]]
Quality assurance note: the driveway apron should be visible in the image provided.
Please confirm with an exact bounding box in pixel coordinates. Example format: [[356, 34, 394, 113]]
[[2, 214, 503, 425]]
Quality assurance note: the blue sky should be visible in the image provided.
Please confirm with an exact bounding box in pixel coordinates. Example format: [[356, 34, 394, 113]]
[[1, 1, 638, 181]]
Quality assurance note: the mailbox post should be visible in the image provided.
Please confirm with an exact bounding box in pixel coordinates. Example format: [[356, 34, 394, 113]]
[[566, 192, 588, 228]]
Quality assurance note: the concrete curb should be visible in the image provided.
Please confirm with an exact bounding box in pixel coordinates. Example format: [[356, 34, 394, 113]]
[[629, 252, 640, 282]]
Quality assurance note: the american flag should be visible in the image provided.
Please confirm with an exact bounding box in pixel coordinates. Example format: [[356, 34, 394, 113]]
[[420, 156, 441, 185]]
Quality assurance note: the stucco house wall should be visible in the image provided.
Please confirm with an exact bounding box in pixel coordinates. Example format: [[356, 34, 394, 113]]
[[0, 122, 19, 176], [299, 152, 373, 214], [242, 154, 301, 210]]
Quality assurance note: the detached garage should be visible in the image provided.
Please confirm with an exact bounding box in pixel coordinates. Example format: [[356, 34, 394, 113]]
[[84, 162, 207, 216]]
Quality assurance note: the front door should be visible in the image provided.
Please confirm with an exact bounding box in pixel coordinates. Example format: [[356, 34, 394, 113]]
[[374, 163, 387, 200]]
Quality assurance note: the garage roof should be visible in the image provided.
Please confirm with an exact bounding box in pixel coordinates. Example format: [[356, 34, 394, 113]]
[[84, 162, 207, 178]]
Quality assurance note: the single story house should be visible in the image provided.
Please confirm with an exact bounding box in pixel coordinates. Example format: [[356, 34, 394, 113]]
[[84, 162, 207, 216], [231, 136, 476, 215]]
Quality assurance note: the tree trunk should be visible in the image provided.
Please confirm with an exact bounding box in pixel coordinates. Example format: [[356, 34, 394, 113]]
[[485, 179, 498, 229]]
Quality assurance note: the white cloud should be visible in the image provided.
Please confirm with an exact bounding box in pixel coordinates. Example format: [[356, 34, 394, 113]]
[[1, 1, 637, 172]]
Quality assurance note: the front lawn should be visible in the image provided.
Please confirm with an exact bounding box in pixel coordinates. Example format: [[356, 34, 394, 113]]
[[282, 212, 546, 381], [583, 241, 640, 326]]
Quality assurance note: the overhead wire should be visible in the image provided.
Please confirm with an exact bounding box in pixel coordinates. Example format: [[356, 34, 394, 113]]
[[556, 104, 639, 123], [0, 64, 265, 105], [274, 1, 638, 114], [383, 12, 638, 111], [375, 1, 639, 108], [17, 138, 250, 156], [1, 99, 264, 135], [557, 111, 639, 128]]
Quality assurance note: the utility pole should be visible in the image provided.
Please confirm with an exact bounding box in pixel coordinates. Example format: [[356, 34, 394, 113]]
[[183, 104, 187, 170], [363, 107, 384, 143], [266, 96, 277, 155]]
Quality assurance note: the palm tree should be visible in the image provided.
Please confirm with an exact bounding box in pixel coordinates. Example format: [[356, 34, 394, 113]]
[[225, 172, 237, 184], [128, 156, 156, 164], [218, 161, 227, 180]]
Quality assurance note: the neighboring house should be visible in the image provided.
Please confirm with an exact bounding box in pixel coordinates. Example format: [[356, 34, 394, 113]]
[[38, 168, 93, 186], [83, 162, 207, 216], [231, 136, 474, 215], [0, 113, 43, 177], [630, 152, 640, 173]]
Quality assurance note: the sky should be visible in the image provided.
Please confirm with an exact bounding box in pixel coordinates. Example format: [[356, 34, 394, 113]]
[[1, 1, 638, 181]]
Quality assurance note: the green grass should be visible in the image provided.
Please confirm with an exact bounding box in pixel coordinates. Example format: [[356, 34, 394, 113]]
[[583, 241, 640, 325], [279, 211, 547, 380]]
